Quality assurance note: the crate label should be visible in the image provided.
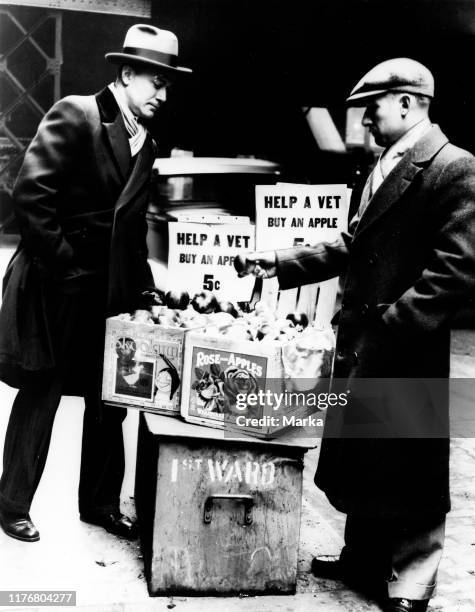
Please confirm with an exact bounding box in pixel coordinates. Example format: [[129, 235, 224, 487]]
[[113, 336, 181, 409], [188, 346, 268, 421], [102, 320, 186, 413], [170, 457, 276, 486]]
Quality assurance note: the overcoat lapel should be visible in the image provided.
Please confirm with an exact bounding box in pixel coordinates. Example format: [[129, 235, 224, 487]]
[[95, 87, 131, 183], [107, 135, 155, 315], [352, 125, 449, 243], [104, 115, 130, 181], [114, 135, 155, 215]]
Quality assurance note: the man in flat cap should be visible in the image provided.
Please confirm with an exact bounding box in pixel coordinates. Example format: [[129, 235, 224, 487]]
[[0, 24, 191, 542], [237, 58, 475, 611]]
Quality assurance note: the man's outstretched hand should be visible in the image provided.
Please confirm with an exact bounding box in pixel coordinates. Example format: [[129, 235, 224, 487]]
[[234, 252, 277, 279]]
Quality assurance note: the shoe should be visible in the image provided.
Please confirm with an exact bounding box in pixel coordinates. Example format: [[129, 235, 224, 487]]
[[80, 511, 138, 539], [311, 557, 343, 580], [311, 556, 385, 600], [0, 509, 40, 542], [383, 598, 429, 612]]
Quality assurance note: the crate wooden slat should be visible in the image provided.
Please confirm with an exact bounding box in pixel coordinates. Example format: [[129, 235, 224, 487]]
[[256, 276, 338, 326]]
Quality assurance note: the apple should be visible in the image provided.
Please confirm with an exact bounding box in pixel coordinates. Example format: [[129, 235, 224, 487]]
[[158, 315, 179, 328], [191, 290, 219, 314], [132, 309, 153, 323], [286, 312, 309, 329], [217, 300, 238, 318], [165, 290, 190, 310]]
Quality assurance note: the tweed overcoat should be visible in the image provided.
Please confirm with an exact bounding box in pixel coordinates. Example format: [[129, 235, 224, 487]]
[[0, 87, 156, 391], [277, 126, 475, 520]]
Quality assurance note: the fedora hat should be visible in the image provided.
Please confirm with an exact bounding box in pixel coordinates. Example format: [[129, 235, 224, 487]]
[[106, 24, 192, 75], [347, 58, 433, 106]]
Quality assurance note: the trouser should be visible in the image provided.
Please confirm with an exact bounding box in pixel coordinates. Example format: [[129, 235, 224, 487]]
[[340, 513, 446, 600], [0, 376, 127, 516]]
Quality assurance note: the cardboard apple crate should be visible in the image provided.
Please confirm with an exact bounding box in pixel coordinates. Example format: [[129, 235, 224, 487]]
[[102, 316, 201, 416], [180, 328, 334, 438]]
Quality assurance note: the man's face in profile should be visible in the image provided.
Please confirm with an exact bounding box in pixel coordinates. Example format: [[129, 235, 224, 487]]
[[123, 66, 172, 120], [361, 92, 405, 147]]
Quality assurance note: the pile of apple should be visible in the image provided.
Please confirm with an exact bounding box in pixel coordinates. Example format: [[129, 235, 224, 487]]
[[115, 290, 239, 330], [115, 290, 312, 344], [209, 300, 310, 344]]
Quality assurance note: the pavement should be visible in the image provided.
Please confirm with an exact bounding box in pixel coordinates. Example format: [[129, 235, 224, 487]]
[[0, 245, 474, 611]]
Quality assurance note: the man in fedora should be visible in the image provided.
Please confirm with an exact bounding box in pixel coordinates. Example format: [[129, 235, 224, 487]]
[[236, 58, 475, 611], [0, 24, 191, 542]]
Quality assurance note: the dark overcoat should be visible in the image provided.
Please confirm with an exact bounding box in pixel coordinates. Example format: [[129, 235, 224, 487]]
[[276, 126, 475, 520], [0, 87, 155, 392]]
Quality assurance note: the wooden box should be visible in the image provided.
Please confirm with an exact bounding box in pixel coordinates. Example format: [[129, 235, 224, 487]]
[[102, 317, 198, 416], [135, 414, 312, 595]]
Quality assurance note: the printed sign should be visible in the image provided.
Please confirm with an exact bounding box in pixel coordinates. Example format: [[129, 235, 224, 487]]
[[187, 346, 268, 422], [167, 222, 255, 302], [255, 183, 348, 250]]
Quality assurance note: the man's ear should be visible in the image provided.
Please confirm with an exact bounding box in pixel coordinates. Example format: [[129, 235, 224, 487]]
[[120, 64, 134, 85], [399, 94, 411, 117]]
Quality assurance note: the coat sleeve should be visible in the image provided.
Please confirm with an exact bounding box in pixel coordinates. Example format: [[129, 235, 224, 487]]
[[381, 156, 475, 336], [138, 210, 156, 293], [275, 232, 351, 290], [13, 96, 89, 275]]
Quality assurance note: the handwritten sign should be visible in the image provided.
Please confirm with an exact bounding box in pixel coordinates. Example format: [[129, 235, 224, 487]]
[[255, 183, 348, 250], [167, 222, 255, 301]]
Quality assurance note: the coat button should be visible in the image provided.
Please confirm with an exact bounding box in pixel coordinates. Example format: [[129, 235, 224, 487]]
[[336, 351, 345, 362], [361, 304, 369, 315], [352, 351, 359, 364]]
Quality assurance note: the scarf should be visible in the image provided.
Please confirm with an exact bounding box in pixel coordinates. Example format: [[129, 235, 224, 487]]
[[108, 83, 148, 157]]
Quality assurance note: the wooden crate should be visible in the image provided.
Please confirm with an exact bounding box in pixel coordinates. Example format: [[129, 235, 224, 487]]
[[102, 317, 201, 416], [135, 414, 314, 595], [180, 326, 334, 438]]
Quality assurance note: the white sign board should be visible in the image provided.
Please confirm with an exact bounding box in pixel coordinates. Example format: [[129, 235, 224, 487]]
[[167, 222, 255, 302], [255, 183, 348, 250]]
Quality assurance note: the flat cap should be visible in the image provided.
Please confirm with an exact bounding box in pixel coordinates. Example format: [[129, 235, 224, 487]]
[[346, 58, 434, 106]]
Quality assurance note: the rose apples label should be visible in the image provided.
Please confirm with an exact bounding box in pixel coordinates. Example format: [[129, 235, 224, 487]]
[[188, 346, 268, 421]]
